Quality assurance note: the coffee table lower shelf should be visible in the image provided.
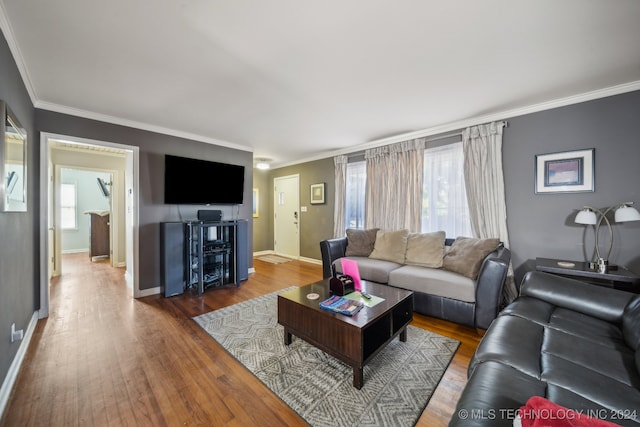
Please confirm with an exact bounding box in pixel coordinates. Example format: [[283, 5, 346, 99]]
[[277, 280, 414, 389]]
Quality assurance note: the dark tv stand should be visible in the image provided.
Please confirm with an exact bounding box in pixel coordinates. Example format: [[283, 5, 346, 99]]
[[160, 220, 248, 297]]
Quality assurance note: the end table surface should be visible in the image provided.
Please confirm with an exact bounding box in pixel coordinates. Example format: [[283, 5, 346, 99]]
[[535, 257, 640, 286]]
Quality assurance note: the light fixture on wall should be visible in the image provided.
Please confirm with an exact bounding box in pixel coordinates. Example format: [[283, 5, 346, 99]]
[[255, 158, 271, 170], [574, 202, 640, 272]]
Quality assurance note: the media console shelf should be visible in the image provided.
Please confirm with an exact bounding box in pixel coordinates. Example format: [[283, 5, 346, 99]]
[[161, 220, 248, 297]]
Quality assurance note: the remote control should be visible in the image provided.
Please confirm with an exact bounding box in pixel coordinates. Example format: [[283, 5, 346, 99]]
[[360, 291, 372, 300]]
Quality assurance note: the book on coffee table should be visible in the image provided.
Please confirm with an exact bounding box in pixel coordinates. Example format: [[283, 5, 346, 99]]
[[319, 295, 364, 316]]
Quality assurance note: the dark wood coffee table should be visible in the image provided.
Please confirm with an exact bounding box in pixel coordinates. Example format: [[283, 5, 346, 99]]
[[277, 279, 413, 389]]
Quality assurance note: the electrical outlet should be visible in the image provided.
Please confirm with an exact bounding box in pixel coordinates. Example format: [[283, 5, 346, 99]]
[[301, 206, 307, 212], [11, 323, 23, 343]]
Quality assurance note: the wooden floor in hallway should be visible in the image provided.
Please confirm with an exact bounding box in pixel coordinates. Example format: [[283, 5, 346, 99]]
[[1, 252, 480, 426]]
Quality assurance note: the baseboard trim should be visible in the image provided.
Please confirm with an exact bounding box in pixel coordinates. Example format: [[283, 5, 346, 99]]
[[136, 286, 161, 298], [299, 256, 322, 265], [253, 250, 274, 257], [61, 248, 89, 254], [0, 311, 39, 419]]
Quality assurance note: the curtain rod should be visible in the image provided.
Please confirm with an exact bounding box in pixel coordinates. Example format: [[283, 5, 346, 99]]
[[344, 121, 508, 158], [426, 120, 509, 142]]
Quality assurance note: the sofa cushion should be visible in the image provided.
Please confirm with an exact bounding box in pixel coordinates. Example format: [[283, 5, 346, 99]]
[[542, 329, 640, 388], [388, 265, 476, 302], [622, 295, 640, 351], [345, 228, 379, 257], [369, 229, 409, 264], [442, 236, 500, 279], [335, 256, 401, 284], [503, 297, 627, 350], [404, 231, 446, 268]]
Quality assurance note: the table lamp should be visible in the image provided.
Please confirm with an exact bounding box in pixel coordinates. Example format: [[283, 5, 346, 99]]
[[574, 202, 640, 272]]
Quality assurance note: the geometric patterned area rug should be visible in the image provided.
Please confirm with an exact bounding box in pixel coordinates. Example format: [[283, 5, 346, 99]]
[[193, 287, 460, 427]]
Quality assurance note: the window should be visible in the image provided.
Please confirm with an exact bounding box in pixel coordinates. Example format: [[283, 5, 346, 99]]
[[345, 161, 366, 229], [422, 142, 472, 237], [60, 183, 77, 229]]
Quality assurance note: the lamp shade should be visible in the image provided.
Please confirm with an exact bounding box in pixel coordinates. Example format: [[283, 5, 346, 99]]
[[615, 205, 640, 222], [575, 208, 597, 225]]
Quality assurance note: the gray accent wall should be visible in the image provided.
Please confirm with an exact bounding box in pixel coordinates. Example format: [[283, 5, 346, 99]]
[[503, 90, 640, 283], [252, 168, 271, 253], [256, 92, 640, 286], [35, 109, 254, 291], [255, 157, 334, 260], [0, 31, 37, 395]]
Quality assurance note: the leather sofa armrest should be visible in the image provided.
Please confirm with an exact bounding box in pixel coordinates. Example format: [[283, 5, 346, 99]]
[[320, 237, 348, 279], [474, 244, 511, 329], [520, 271, 635, 323]]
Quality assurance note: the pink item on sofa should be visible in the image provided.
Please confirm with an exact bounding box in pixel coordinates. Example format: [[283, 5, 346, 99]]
[[517, 396, 622, 427]]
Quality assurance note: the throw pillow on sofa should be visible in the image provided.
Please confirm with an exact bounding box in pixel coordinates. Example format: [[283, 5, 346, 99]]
[[369, 229, 409, 264], [404, 231, 446, 268], [442, 236, 500, 279], [345, 228, 379, 257]]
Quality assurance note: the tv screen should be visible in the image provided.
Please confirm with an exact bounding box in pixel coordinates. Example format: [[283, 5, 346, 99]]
[[164, 154, 245, 205]]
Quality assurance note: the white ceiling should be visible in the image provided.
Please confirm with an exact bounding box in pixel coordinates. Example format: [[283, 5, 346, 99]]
[[1, 0, 640, 167]]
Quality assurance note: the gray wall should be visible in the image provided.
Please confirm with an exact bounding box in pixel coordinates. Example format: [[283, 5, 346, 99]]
[[0, 31, 37, 393], [252, 168, 271, 253], [503, 90, 640, 283], [255, 157, 334, 260], [35, 110, 254, 291], [255, 92, 640, 284]]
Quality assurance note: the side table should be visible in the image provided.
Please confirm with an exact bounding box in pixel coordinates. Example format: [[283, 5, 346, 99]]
[[535, 257, 640, 293]]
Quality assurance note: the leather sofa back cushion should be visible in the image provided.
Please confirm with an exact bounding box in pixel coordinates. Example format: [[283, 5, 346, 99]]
[[622, 294, 640, 351], [369, 229, 409, 264], [404, 231, 446, 268], [345, 228, 379, 257], [443, 236, 500, 280]]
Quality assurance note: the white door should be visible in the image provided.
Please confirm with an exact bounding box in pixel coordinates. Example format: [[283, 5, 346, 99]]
[[274, 175, 300, 258]]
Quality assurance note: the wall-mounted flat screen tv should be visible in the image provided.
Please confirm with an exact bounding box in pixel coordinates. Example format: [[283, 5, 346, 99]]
[[164, 154, 245, 205]]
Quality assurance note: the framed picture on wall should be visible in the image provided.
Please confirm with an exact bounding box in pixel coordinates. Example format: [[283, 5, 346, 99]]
[[535, 148, 594, 194], [310, 183, 325, 204]]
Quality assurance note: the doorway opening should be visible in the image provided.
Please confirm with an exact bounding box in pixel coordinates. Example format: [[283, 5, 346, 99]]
[[39, 133, 140, 319]]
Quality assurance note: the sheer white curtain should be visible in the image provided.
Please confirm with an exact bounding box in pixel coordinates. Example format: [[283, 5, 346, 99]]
[[333, 155, 348, 238], [422, 142, 472, 237], [365, 138, 425, 231], [462, 121, 517, 303]]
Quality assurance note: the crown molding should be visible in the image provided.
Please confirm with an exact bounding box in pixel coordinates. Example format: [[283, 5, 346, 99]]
[[0, 3, 38, 104], [275, 80, 640, 169], [35, 100, 253, 153], [2, 2, 638, 164]]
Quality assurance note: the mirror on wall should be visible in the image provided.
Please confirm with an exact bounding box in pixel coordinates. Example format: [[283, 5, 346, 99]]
[[0, 100, 27, 212]]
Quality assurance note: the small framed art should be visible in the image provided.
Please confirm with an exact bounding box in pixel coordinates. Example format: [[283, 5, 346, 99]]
[[535, 148, 594, 194], [310, 183, 325, 204]]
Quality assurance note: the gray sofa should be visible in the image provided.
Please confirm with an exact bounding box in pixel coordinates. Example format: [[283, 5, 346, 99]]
[[450, 271, 640, 426], [320, 236, 511, 329]]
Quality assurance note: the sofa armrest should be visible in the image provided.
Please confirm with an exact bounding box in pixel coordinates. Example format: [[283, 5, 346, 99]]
[[474, 244, 511, 329], [320, 237, 348, 279], [519, 271, 635, 323]]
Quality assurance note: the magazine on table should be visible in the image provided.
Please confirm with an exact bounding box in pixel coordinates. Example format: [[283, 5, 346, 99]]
[[319, 295, 364, 316]]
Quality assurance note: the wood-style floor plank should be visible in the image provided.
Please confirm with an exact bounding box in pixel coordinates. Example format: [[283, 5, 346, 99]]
[[0, 253, 480, 426]]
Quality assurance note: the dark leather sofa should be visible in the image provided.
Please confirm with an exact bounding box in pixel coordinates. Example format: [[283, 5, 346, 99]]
[[450, 271, 640, 426], [320, 237, 511, 329]]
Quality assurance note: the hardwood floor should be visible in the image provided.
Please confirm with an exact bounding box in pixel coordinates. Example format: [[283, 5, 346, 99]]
[[1, 253, 480, 426]]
